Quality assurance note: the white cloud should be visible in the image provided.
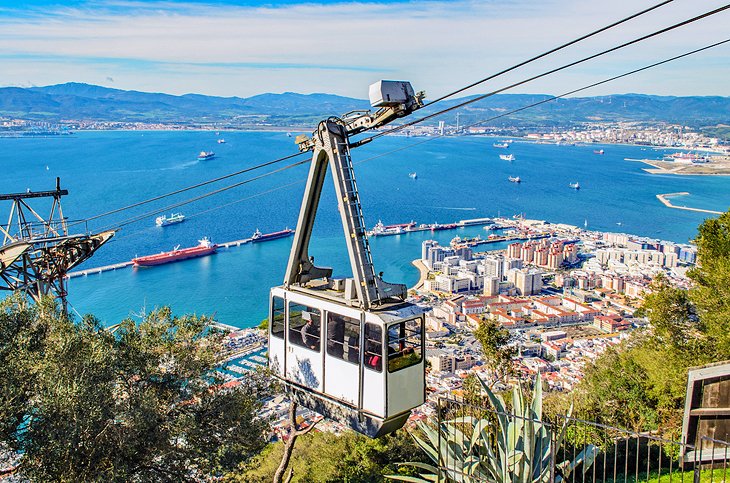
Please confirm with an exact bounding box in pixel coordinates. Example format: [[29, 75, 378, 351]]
[[0, 0, 728, 98]]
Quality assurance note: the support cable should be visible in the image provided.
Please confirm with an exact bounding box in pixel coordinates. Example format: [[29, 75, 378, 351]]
[[362, 3, 730, 143], [66, 1, 678, 228], [104, 38, 729, 231], [425, 0, 675, 106], [354, 37, 730, 167], [67, 150, 308, 229]]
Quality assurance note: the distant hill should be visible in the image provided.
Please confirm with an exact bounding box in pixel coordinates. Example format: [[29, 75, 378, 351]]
[[0, 82, 727, 127]]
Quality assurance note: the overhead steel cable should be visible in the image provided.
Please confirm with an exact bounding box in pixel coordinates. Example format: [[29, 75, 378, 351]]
[[352, 37, 730, 167], [72, 3, 727, 231], [105, 37, 729, 231], [425, 0, 675, 107], [69, 2, 677, 229], [100, 158, 311, 231], [361, 3, 730, 143], [67, 150, 308, 229]]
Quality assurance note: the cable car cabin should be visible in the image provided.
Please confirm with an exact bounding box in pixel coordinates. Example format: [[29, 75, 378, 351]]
[[268, 282, 426, 438], [268, 81, 427, 437]]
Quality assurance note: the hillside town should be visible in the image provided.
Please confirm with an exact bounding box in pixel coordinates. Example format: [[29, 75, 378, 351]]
[[218, 216, 698, 437]]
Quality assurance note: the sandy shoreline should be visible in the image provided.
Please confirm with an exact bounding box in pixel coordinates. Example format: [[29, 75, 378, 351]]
[[410, 259, 429, 291], [626, 158, 730, 176]]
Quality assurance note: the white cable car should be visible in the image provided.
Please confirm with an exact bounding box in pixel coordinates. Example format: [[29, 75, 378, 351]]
[[268, 81, 427, 437]]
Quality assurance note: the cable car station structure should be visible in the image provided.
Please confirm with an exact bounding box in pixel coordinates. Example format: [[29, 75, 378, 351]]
[[0, 177, 115, 311], [269, 81, 428, 437]]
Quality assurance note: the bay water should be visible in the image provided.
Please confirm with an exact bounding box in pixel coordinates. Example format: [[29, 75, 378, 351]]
[[1, 131, 727, 327]]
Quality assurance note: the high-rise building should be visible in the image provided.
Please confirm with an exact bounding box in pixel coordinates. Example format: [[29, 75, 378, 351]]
[[483, 276, 500, 296]]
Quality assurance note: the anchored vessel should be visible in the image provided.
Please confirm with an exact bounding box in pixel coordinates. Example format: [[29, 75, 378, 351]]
[[509, 176, 521, 183], [569, 182, 580, 190], [500, 154, 516, 161], [250, 228, 294, 243], [132, 237, 217, 267], [198, 151, 215, 160], [268, 80, 427, 438], [155, 213, 185, 227]]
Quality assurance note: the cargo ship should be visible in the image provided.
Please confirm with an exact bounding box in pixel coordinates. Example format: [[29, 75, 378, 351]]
[[132, 237, 217, 267], [368, 220, 414, 237], [250, 228, 294, 243], [593, 149, 605, 155], [198, 151, 215, 160], [155, 213, 185, 227]]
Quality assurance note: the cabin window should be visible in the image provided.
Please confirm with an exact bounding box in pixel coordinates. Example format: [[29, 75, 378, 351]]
[[288, 303, 321, 352], [271, 296, 285, 339], [364, 323, 383, 372], [387, 318, 422, 373], [326, 313, 360, 364]]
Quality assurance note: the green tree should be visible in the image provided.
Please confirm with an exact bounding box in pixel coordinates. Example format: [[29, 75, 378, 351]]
[[0, 296, 272, 482], [570, 210, 730, 433], [229, 429, 428, 482], [473, 318, 515, 385]]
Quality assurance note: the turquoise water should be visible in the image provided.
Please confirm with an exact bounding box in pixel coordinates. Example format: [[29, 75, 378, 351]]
[[1, 131, 727, 327]]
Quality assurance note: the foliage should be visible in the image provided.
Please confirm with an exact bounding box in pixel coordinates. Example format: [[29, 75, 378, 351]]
[[0, 296, 272, 482], [258, 318, 269, 331], [228, 429, 429, 482], [388, 374, 598, 483], [473, 318, 515, 385], [569, 210, 730, 434]]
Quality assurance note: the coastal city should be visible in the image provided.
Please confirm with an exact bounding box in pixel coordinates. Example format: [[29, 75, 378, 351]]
[[219, 214, 698, 437]]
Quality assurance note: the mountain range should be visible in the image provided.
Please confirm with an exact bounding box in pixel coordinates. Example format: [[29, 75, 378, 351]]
[[0, 82, 728, 127]]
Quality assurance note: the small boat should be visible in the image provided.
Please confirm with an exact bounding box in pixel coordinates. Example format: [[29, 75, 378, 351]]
[[493, 143, 509, 148], [250, 228, 294, 243], [132, 237, 217, 267], [408, 172, 417, 179], [198, 151, 215, 160], [155, 213, 185, 227], [593, 149, 605, 155], [569, 182, 580, 190], [500, 154, 515, 161], [508, 176, 521, 183], [287, 132, 292, 138], [217, 139, 226, 144]]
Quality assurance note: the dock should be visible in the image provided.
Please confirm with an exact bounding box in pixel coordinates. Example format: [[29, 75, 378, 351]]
[[656, 192, 723, 215], [66, 261, 133, 278], [66, 229, 285, 279]]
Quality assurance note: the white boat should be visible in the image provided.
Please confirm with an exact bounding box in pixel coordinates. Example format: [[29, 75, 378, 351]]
[[508, 176, 521, 183], [408, 172, 417, 179], [217, 139, 226, 144], [493, 143, 509, 148], [500, 154, 515, 161], [155, 213, 185, 227], [569, 182, 580, 190], [198, 151, 215, 160]]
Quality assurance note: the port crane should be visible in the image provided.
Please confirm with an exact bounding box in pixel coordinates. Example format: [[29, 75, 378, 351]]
[[268, 81, 427, 437]]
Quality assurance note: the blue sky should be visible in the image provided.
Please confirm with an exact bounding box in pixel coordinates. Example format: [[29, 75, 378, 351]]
[[0, 0, 728, 98]]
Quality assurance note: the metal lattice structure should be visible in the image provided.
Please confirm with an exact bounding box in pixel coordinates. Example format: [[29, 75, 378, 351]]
[[0, 177, 115, 311]]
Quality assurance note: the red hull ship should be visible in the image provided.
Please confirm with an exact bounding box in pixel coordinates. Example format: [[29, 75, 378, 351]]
[[132, 237, 217, 267]]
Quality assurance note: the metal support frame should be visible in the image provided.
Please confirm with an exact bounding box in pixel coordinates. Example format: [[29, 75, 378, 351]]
[[284, 119, 407, 309], [0, 177, 115, 311]]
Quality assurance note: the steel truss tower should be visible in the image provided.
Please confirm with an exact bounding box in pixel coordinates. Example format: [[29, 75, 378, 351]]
[[0, 177, 115, 311]]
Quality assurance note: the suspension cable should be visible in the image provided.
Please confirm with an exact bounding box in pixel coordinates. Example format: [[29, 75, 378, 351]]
[[425, 0, 675, 106], [109, 38, 728, 230], [68, 150, 308, 229], [362, 3, 730, 143]]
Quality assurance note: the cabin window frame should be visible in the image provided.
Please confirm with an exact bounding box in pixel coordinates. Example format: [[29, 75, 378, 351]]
[[364, 322, 383, 373], [326, 312, 360, 365], [271, 296, 286, 339], [288, 302, 321, 352], [387, 318, 423, 373]]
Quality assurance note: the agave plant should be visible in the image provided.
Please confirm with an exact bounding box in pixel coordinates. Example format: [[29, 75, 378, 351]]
[[387, 374, 598, 483]]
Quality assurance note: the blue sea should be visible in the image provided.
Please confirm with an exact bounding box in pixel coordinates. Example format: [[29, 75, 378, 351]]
[[1, 131, 727, 328]]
